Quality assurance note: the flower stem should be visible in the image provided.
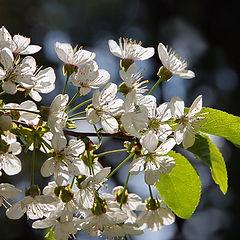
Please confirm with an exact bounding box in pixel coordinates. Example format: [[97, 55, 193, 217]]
[[62, 75, 70, 95], [67, 98, 92, 114], [107, 152, 135, 179], [148, 185, 154, 199], [95, 148, 128, 158], [148, 76, 163, 95], [66, 88, 80, 108], [0, 91, 6, 96], [31, 137, 36, 186], [120, 171, 131, 209], [68, 111, 86, 119]]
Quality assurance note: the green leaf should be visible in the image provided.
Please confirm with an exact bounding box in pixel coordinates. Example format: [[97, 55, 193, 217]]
[[200, 107, 240, 147], [155, 151, 201, 219], [188, 134, 228, 194]]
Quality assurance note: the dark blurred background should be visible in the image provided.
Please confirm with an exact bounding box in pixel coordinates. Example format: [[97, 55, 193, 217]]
[[0, 0, 239, 239]]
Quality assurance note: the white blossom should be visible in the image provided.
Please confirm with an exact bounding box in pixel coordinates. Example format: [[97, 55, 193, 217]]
[[0, 26, 41, 55], [0, 132, 22, 176], [6, 194, 56, 220], [108, 38, 154, 61], [71, 60, 110, 95], [170, 95, 204, 149], [86, 83, 124, 133], [41, 137, 86, 185], [129, 131, 176, 185], [158, 43, 195, 79], [0, 47, 35, 94], [55, 42, 95, 66]]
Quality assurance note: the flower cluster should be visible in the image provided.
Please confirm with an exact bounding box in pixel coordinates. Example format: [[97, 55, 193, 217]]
[[0, 28, 207, 239]]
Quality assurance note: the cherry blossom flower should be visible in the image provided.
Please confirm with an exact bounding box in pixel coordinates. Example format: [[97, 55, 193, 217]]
[[157, 43, 195, 80], [71, 60, 110, 95], [86, 83, 124, 133], [0, 132, 22, 176], [41, 137, 86, 185], [170, 95, 205, 149], [75, 167, 111, 209], [129, 131, 176, 185], [137, 198, 175, 231], [0, 26, 41, 55], [0, 47, 35, 94], [55, 42, 95, 66], [32, 216, 79, 240], [108, 38, 154, 61], [28, 67, 56, 102]]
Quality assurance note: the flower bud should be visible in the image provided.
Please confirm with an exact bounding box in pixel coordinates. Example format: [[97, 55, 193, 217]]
[[63, 64, 78, 76], [145, 197, 160, 210], [0, 115, 13, 131], [91, 196, 107, 216], [25, 185, 41, 198], [76, 175, 87, 189], [157, 66, 173, 81], [115, 189, 128, 204], [120, 59, 134, 72], [59, 185, 74, 203]]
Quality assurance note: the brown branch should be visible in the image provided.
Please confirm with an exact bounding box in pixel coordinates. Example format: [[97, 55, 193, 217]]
[[63, 129, 133, 140], [12, 120, 133, 141]]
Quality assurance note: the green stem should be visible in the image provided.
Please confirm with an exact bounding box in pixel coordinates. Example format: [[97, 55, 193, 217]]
[[68, 111, 86, 119], [62, 75, 70, 95], [95, 148, 128, 158], [148, 76, 163, 95], [70, 117, 86, 121], [70, 176, 76, 188], [0, 91, 6, 96], [40, 137, 52, 150], [31, 137, 36, 186], [66, 88, 80, 108], [107, 152, 135, 179], [120, 172, 131, 209], [67, 98, 92, 114], [148, 185, 154, 199]]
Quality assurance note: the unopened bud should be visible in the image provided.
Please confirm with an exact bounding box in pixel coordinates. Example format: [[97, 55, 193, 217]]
[[157, 66, 173, 81], [145, 197, 160, 210], [63, 64, 78, 76], [115, 189, 128, 204], [120, 59, 134, 71], [26, 185, 41, 198]]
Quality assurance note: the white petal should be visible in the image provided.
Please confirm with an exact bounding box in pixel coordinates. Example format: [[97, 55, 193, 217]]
[[156, 138, 176, 155], [101, 114, 119, 133], [141, 132, 158, 153], [99, 83, 117, 104], [182, 125, 196, 149], [174, 124, 186, 145], [41, 157, 55, 177], [86, 108, 100, 124], [73, 49, 96, 65], [20, 45, 42, 55], [129, 157, 145, 175], [0, 47, 14, 69], [170, 96, 184, 118], [108, 40, 122, 58], [144, 162, 160, 185], [52, 133, 67, 151], [65, 139, 85, 156], [188, 95, 202, 116], [32, 219, 55, 229], [6, 201, 26, 219], [175, 69, 195, 79], [9, 142, 22, 155], [12, 35, 30, 53], [2, 154, 21, 175], [55, 42, 74, 64], [158, 43, 170, 69]]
